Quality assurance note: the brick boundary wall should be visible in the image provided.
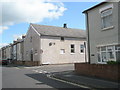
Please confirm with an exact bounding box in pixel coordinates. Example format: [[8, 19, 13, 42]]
[[75, 63, 120, 81], [13, 61, 40, 66]]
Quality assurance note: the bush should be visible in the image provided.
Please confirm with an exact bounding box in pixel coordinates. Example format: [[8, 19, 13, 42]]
[[107, 61, 120, 64]]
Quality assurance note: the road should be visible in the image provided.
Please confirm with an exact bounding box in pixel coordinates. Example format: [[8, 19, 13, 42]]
[[2, 64, 86, 89]]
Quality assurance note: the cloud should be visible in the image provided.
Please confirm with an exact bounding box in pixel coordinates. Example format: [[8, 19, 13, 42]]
[[13, 34, 23, 40], [0, 26, 9, 34], [0, 43, 9, 48], [1, 0, 67, 26]]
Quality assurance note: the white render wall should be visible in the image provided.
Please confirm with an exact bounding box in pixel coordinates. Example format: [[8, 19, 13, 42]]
[[5, 46, 11, 60], [17, 43, 22, 61], [86, 2, 119, 64], [41, 36, 86, 64], [24, 26, 41, 62]]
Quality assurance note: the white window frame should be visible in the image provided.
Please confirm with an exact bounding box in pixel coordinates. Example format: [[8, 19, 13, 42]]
[[97, 45, 120, 63], [80, 44, 84, 54], [70, 44, 75, 54], [60, 49, 65, 54], [101, 8, 113, 30]]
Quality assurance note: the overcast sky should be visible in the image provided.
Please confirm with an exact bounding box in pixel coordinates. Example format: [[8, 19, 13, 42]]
[[0, 0, 103, 48]]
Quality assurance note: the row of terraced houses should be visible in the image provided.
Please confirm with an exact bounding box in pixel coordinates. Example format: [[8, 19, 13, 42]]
[[0, 23, 87, 66], [0, 1, 120, 66]]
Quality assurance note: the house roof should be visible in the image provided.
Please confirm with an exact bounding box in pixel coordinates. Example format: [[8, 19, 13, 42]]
[[83, 2, 106, 13], [83, 0, 120, 13], [31, 24, 86, 38]]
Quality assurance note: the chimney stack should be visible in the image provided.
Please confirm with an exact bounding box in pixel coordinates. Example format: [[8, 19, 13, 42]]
[[63, 23, 67, 28], [22, 35, 26, 39], [13, 40, 17, 44]]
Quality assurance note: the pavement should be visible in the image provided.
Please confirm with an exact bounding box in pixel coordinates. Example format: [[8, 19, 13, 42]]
[[51, 70, 120, 89]]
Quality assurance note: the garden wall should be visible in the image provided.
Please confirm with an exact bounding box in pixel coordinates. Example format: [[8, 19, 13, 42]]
[[75, 63, 120, 81]]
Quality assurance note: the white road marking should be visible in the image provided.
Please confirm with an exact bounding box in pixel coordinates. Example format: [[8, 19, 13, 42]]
[[47, 75, 91, 89], [15, 67, 20, 69], [32, 69, 49, 74], [32, 69, 91, 89], [24, 66, 41, 69]]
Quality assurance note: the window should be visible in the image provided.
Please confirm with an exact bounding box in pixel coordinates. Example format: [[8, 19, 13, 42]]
[[80, 44, 84, 53], [30, 36, 32, 42], [71, 44, 75, 53], [115, 45, 120, 61], [35, 50, 37, 53], [107, 46, 114, 60], [97, 45, 120, 63], [61, 37, 64, 41], [60, 49, 65, 54], [101, 8, 113, 29]]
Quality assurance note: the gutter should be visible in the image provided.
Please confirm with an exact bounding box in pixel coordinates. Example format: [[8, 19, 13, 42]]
[[86, 12, 90, 64]]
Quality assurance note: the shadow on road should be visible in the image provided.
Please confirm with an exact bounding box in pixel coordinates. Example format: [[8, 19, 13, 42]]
[[25, 73, 81, 89]]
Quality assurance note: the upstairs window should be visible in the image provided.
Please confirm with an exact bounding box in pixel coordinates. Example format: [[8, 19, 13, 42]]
[[101, 8, 113, 29], [71, 44, 75, 53], [80, 44, 84, 53], [30, 36, 32, 42], [61, 37, 64, 41]]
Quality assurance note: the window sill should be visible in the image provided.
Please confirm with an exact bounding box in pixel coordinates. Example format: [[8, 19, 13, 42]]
[[101, 26, 114, 31], [60, 53, 65, 54], [98, 62, 107, 64], [80, 53, 84, 54], [70, 53, 75, 55]]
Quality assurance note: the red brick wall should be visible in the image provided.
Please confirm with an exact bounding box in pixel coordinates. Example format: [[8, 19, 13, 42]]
[[13, 61, 40, 66], [75, 63, 120, 81]]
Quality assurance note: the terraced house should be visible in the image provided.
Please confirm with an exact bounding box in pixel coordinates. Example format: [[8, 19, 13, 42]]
[[23, 23, 86, 66], [83, 1, 120, 64]]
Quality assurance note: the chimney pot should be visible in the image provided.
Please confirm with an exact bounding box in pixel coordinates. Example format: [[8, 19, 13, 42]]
[[63, 23, 67, 28]]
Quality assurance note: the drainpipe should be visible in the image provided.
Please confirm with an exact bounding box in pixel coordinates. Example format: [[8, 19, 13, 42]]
[[84, 42, 87, 63], [86, 12, 90, 64], [16, 43, 17, 61]]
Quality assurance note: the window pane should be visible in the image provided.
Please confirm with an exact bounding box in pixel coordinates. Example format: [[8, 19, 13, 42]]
[[97, 53, 101, 62], [97, 47, 100, 52], [102, 15, 112, 28], [61, 37, 64, 41], [101, 9, 112, 17], [116, 51, 120, 61], [101, 46, 106, 51], [101, 9, 113, 29], [80, 49, 84, 53], [107, 51, 114, 60], [71, 44, 75, 53], [71, 49, 75, 53], [80, 44, 84, 53], [115, 45, 120, 50], [71, 45, 74, 48], [107, 46, 114, 52], [101, 52, 107, 62], [80, 44, 84, 49]]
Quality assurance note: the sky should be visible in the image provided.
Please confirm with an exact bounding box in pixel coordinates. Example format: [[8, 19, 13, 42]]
[[0, 0, 103, 48]]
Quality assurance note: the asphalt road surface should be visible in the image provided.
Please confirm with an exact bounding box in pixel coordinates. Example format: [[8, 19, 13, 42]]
[[2, 64, 87, 89]]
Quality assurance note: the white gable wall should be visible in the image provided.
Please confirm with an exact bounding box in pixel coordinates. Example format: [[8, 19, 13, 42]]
[[41, 36, 86, 64], [24, 25, 41, 62]]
